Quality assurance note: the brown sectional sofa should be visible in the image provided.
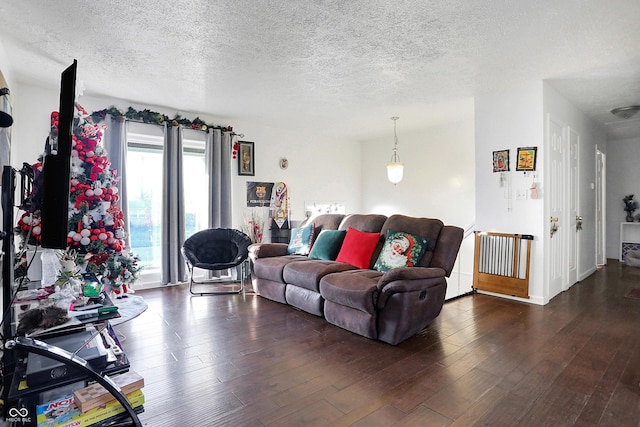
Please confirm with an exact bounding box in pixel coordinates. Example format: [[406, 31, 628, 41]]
[[248, 213, 463, 345]]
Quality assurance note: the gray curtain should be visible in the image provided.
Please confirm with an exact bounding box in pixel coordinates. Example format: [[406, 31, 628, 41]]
[[206, 129, 232, 228], [101, 115, 131, 250], [161, 124, 186, 285]]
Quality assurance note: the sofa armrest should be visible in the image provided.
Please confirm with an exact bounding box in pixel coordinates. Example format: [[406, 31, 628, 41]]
[[431, 225, 463, 277], [376, 267, 447, 308], [248, 242, 289, 260]]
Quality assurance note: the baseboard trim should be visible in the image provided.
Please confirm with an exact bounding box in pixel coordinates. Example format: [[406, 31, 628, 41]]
[[578, 266, 597, 282], [476, 289, 546, 305]]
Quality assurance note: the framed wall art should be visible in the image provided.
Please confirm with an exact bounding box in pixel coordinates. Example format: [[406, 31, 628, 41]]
[[0, 70, 12, 175], [246, 181, 274, 207], [493, 149, 509, 172], [238, 141, 255, 176], [516, 147, 537, 172]]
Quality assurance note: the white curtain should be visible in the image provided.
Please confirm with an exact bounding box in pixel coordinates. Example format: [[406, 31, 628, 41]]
[[161, 124, 186, 285]]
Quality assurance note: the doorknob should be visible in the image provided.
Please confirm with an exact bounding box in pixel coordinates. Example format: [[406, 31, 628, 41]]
[[550, 216, 559, 238], [576, 215, 583, 231]]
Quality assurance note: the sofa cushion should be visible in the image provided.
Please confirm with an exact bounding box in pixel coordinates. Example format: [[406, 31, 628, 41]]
[[283, 259, 356, 292], [379, 215, 444, 267], [253, 255, 308, 283], [373, 229, 429, 272], [335, 227, 381, 269], [303, 213, 345, 234], [320, 269, 383, 314], [339, 214, 387, 233], [308, 229, 346, 260], [287, 223, 315, 255]]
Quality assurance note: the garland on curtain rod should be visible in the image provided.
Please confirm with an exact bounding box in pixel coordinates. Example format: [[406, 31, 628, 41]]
[[90, 106, 234, 132]]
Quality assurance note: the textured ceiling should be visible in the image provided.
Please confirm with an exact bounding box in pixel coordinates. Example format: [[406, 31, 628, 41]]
[[0, 1, 639, 141]]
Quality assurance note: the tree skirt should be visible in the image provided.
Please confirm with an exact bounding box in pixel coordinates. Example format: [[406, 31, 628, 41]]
[[624, 288, 640, 300], [110, 295, 148, 325]]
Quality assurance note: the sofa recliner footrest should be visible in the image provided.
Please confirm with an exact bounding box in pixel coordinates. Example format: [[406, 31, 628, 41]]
[[320, 270, 382, 314]]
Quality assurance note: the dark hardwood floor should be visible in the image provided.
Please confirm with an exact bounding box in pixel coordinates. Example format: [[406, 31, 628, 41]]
[[114, 260, 640, 426]]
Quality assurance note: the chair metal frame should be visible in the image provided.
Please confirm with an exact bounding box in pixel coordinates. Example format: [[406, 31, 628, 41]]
[[186, 260, 247, 296], [181, 228, 251, 296]]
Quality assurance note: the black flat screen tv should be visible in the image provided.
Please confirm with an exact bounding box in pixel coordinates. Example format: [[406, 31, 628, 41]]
[[41, 59, 77, 249]]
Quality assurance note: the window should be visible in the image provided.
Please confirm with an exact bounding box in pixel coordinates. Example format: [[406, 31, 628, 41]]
[[127, 142, 163, 271], [182, 130, 209, 238], [126, 126, 208, 283]]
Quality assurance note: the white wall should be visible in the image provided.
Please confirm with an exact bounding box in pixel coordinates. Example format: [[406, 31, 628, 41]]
[[475, 81, 546, 303], [475, 81, 606, 305], [12, 83, 60, 166], [0, 41, 15, 89], [10, 84, 363, 235], [360, 119, 475, 225], [229, 119, 362, 228], [360, 118, 476, 299], [606, 136, 640, 259]]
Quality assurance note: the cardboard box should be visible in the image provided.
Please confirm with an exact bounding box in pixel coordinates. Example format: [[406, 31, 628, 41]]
[[73, 371, 144, 412], [36, 389, 143, 427]]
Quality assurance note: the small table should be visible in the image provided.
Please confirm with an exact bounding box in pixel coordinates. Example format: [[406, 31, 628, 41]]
[[109, 295, 147, 326], [270, 227, 291, 243]]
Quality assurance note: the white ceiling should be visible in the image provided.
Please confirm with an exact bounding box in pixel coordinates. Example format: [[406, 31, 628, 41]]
[[0, 1, 639, 141]]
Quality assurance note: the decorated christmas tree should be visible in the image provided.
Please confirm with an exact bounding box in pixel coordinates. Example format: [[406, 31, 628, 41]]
[[15, 104, 140, 295]]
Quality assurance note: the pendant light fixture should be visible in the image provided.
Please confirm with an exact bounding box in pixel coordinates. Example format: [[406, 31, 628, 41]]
[[386, 116, 404, 184]]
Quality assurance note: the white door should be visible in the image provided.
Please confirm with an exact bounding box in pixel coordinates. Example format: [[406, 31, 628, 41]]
[[547, 115, 565, 299], [567, 128, 579, 288], [596, 148, 606, 266]]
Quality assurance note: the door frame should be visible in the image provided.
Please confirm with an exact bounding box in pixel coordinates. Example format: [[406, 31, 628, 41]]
[[567, 127, 579, 290], [595, 146, 606, 266], [545, 114, 566, 301], [545, 115, 580, 300]]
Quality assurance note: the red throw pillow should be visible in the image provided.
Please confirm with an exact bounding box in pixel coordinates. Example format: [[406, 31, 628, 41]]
[[335, 227, 381, 269]]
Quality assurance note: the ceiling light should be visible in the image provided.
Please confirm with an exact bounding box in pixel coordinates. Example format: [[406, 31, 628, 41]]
[[386, 116, 404, 184], [610, 105, 640, 120]]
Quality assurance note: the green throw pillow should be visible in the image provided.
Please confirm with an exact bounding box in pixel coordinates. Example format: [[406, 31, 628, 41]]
[[287, 223, 315, 255], [308, 229, 346, 260], [374, 229, 428, 272]]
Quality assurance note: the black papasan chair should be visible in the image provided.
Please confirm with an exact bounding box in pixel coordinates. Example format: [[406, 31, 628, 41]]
[[181, 228, 252, 295]]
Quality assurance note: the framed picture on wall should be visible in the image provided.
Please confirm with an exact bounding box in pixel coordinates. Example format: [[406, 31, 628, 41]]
[[493, 149, 509, 172], [0, 70, 12, 175], [238, 141, 255, 176], [516, 147, 537, 171]]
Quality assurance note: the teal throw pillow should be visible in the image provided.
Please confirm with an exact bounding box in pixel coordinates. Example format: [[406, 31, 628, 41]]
[[308, 229, 346, 260], [287, 223, 315, 255], [374, 229, 428, 272]]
